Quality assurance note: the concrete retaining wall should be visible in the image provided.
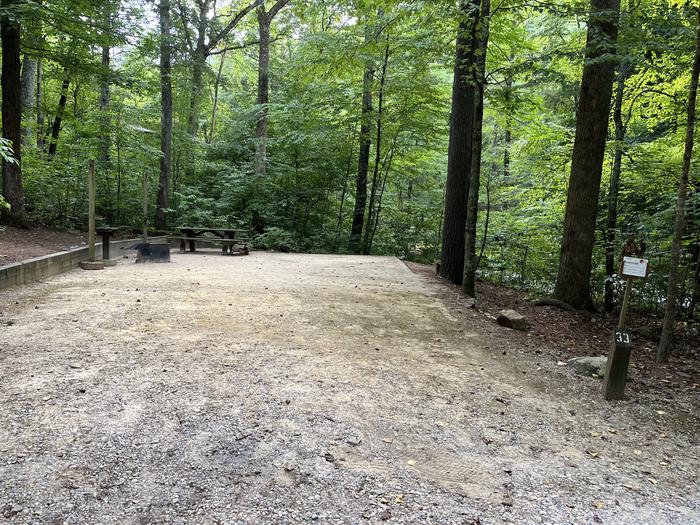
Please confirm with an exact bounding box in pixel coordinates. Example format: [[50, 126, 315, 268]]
[[0, 236, 167, 292]]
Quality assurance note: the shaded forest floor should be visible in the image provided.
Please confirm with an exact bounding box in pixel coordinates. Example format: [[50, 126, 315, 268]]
[[0, 253, 698, 524], [0, 226, 86, 265], [406, 263, 699, 415]]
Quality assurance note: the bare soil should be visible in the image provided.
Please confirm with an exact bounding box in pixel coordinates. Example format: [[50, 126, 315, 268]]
[[0, 227, 86, 265], [0, 252, 698, 524]]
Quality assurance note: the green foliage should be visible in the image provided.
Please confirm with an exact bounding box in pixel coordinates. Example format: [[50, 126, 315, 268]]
[[4, 0, 698, 315]]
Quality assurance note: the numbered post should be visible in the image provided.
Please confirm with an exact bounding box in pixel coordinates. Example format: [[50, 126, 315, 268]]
[[603, 257, 648, 400]]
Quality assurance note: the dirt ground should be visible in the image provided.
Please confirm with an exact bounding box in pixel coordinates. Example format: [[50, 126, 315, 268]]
[[0, 252, 698, 524], [0, 227, 86, 265]]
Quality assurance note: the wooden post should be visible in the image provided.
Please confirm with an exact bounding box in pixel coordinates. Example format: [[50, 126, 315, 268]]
[[603, 256, 647, 400], [88, 160, 96, 262], [603, 278, 633, 400], [79, 161, 105, 270], [143, 171, 148, 242]]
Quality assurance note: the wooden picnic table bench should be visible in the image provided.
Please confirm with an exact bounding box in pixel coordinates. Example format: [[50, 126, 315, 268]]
[[171, 227, 250, 255]]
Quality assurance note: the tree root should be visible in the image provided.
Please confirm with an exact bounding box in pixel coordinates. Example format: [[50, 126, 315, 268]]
[[532, 297, 594, 319]]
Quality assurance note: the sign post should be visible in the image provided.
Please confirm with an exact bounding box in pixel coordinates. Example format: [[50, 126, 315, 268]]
[[143, 172, 149, 243], [602, 257, 648, 400], [79, 161, 105, 270]]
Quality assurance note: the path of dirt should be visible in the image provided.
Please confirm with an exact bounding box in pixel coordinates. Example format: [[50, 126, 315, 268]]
[[0, 227, 86, 265], [0, 252, 698, 524]]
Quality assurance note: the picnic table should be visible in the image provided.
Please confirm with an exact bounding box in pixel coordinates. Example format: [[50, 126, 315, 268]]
[[174, 227, 250, 255]]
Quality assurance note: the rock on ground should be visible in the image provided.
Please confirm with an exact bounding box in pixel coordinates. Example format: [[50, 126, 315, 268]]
[[568, 356, 608, 377], [497, 309, 529, 331]]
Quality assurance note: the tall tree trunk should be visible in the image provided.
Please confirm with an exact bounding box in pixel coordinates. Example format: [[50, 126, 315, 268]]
[[439, 0, 479, 285], [690, 241, 700, 319], [334, 144, 354, 252], [604, 61, 630, 312], [502, 72, 512, 182], [185, 1, 208, 181], [1, 0, 24, 220], [156, 0, 173, 231], [349, 22, 375, 254], [463, 0, 491, 297], [99, 46, 111, 180], [186, 47, 205, 179], [657, 8, 700, 363], [367, 132, 399, 254], [20, 54, 37, 143], [209, 50, 225, 144], [48, 75, 70, 158], [553, 0, 620, 310], [255, 9, 271, 177], [254, 0, 289, 176], [36, 58, 44, 150], [362, 35, 389, 255]]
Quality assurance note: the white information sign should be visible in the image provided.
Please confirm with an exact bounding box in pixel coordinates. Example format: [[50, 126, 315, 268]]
[[621, 257, 649, 279]]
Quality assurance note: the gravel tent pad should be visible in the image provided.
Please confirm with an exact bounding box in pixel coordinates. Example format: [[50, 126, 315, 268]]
[[0, 252, 698, 524]]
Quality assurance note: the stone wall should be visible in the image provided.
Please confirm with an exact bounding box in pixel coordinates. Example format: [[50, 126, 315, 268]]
[[0, 237, 167, 291]]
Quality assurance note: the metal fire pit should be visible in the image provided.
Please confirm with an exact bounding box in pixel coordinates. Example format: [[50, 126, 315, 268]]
[[131, 240, 171, 263]]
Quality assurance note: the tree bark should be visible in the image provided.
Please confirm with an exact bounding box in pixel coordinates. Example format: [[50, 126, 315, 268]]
[[47, 75, 70, 158], [657, 8, 700, 363], [99, 45, 111, 180], [255, 8, 271, 177], [349, 21, 375, 254], [690, 241, 700, 320], [156, 0, 173, 231], [503, 81, 511, 181], [604, 61, 630, 312], [463, 0, 491, 297], [439, 0, 479, 285], [334, 144, 354, 252], [181, 0, 262, 179], [553, 0, 620, 310], [36, 58, 44, 150], [1, 0, 25, 220], [362, 35, 390, 255], [254, 0, 289, 176], [209, 50, 225, 144], [20, 53, 37, 143]]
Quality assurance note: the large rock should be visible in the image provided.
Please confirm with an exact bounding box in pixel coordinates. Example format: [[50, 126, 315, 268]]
[[568, 356, 607, 377], [497, 309, 528, 331]]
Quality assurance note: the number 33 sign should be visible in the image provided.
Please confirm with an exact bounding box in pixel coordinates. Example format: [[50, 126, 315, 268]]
[[614, 330, 632, 348]]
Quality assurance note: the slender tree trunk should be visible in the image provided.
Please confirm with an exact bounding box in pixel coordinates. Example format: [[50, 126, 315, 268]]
[[254, 0, 289, 175], [209, 50, 225, 144], [349, 22, 375, 253], [477, 135, 496, 269], [185, 23, 206, 181], [255, 10, 271, 177], [99, 46, 111, 181], [156, 0, 173, 231], [553, 0, 620, 310], [604, 61, 630, 312], [36, 58, 44, 150], [1, 0, 25, 220], [440, 0, 479, 285], [463, 0, 490, 297], [690, 241, 700, 319], [657, 9, 700, 363], [503, 75, 512, 181], [187, 51, 204, 136], [363, 36, 389, 255], [48, 75, 70, 158], [367, 135, 398, 254], [20, 54, 37, 143], [334, 143, 354, 252]]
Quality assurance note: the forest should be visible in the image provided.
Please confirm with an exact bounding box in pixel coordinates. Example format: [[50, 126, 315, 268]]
[[1, 0, 699, 360]]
